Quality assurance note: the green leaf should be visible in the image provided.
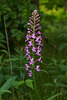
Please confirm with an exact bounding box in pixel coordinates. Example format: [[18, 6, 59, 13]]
[[13, 81, 24, 89], [60, 59, 65, 64], [58, 34, 67, 38], [54, 79, 57, 84], [4, 14, 9, 20], [3, 58, 19, 63], [52, 58, 57, 64], [44, 83, 54, 87], [0, 43, 5, 48], [14, 48, 20, 54], [47, 93, 62, 100], [59, 64, 67, 71], [0, 76, 17, 91], [1, 50, 8, 55], [48, 70, 57, 73], [18, 81, 24, 85], [59, 43, 67, 51], [57, 83, 67, 88], [6, 22, 11, 28], [0, 32, 4, 38], [0, 90, 11, 95], [0, 56, 2, 63], [48, 63, 54, 65], [25, 79, 33, 90], [47, 66, 55, 69], [13, 81, 19, 89], [40, 70, 47, 73], [6, 8, 11, 12]]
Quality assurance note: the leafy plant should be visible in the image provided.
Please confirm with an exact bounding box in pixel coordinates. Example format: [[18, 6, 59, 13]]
[[47, 93, 62, 100], [0, 76, 17, 95]]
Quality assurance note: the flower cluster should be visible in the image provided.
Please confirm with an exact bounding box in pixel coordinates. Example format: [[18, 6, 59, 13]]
[[24, 9, 42, 77]]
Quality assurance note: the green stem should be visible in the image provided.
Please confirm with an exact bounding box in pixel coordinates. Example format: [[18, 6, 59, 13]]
[[33, 64, 39, 100], [32, 15, 39, 100], [0, 95, 2, 100]]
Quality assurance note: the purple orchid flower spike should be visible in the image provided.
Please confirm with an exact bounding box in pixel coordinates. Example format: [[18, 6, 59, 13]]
[[24, 9, 43, 77]]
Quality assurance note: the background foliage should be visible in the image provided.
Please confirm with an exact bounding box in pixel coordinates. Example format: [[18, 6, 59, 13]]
[[0, 0, 67, 100]]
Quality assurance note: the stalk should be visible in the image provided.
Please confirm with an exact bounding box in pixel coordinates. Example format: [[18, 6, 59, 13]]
[[3, 13, 16, 100], [32, 17, 39, 100], [32, 42, 38, 99], [0, 95, 2, 100], [33, 64, 38, 100]]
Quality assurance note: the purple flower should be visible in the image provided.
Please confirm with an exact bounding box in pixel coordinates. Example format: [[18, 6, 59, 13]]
[[38, 41, 42, 46], [34, 21, 35, 23], [37, 14, 39, 16], [26, 49, 30, 53], [35, 29, 37, 31], [29, 58, 34, 65], [25, 64, 30, 71], [28, 34, 31, 38], [36, 23, 40, 26], [24, 45, 29, 50], [30, 17, 31, 19], [38, 31, 41, 34], [28, 23, 30, 25], [25, 49, 30, 55], [25, 35, 31, 42], [38, 20, 40, 21], [28, 31, 31, 33], [35, 65, 40, 71], [26, 35, 29, 41], [39, 35, 42, 40], [34, 9, 37, 12], [32, 34, 36, 38], [38, 57, 42, 63], [32, 46, 36, 52], [28, 70, 32, 77], [26, 55, 31, 60], [29, 20, 31, 21], [31, 25, 33, 28], [37, 46, 42, 51], [35, 36, 40, 42], [36, 18, 38, 20], [28, 41, 33, 46], [27, 28, 30, 30], [36, 49, 41, 56]]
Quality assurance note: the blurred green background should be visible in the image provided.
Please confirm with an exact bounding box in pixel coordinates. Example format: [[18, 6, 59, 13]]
[[0, 0, 67, 100]]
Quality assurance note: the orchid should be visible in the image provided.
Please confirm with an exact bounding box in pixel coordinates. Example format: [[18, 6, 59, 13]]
[[24, 9, 42, 77]]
